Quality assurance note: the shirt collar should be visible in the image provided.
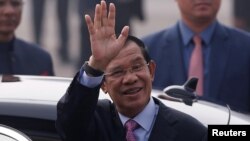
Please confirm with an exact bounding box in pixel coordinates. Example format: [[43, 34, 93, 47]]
[[179, 20, 217, 46], [119, 97, 157, 132]]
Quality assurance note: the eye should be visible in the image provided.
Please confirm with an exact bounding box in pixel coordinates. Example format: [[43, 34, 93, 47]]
[[11, 1, 22, 7], [131, 64, 143, 72], [0, 1, 5, 7], [109, 70, 124, 77]]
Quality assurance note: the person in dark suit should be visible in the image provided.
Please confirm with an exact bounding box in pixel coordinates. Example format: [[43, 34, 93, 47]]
[[142, 0, 250, 113], [0, 0, 54, 76], [56, 1, 207, 141]]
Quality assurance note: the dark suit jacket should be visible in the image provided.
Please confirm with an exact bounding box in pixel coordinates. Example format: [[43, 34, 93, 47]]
[[0, 38, 54, 76], [142, 22, 250, 113], [56, 74, 207, 141]]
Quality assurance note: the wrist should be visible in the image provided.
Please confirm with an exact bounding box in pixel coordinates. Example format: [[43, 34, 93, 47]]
[[83, 61, 104, 77]]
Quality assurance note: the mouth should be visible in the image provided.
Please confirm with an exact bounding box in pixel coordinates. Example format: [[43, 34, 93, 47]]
[[0, 22, 16, 27], [123, 87, 142, 95], [195, 2, 211, 7]]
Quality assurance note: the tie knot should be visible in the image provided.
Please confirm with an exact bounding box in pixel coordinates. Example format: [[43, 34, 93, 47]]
[[193, 35, 202, 47], [125, 119, 139, 131]]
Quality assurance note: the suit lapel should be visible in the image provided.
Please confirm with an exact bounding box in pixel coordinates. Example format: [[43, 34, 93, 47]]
[[208, 23, 230, 98], [165, 24, 187, 84], [111, 104, 127, 141]]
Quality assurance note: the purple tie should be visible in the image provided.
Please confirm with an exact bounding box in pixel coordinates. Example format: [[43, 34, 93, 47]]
[[125, 119, 139, 141], [189, 35, 203, 96]]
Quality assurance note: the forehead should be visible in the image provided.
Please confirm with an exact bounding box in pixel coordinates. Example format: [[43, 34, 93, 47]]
[[118, 41, 143, 59], [108, 42, 145, 67]]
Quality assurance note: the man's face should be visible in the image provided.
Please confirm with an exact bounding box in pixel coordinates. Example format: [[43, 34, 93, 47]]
[[176, 0, 221, 23], [102, 41, 156, 117], [0, 0, 22, 34]]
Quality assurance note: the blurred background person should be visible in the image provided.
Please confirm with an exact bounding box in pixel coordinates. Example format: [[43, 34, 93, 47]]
[[233, 0, 250, 32], [0, 0, 54, 76], [31, 0, 70, 63], [142, 0, 250, 113], [77, 0, 145, 69], [115, 0, 145, 35]]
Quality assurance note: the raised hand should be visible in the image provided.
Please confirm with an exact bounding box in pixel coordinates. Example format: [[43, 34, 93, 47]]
[[84, 0, 129, 71]]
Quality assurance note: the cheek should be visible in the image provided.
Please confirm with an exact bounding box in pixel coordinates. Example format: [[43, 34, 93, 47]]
[[179, 1, 192, 10], [105, 80, 120, 94], [16, 13, 22, 22]]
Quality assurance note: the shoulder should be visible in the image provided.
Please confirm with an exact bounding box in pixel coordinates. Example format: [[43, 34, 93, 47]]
[[14, 38, 52, 57], [154, 98, 207, 139], [155, 98, 205, 127], [15, 38, 39, 47], [218, 24, 250, 41]]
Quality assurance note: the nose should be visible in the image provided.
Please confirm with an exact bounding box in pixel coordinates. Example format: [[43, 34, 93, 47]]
[[122, 70, 138, 84]]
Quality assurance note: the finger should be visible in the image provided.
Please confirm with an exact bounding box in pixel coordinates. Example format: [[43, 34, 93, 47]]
[[101, 0, 108, 27], [94, 4, 102, 29], [108, 3, 116, 28], [85, 15, 95, 35], [117, 26, 130, 46]]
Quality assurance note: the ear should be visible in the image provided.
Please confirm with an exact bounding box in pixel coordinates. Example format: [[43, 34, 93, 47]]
[[148, 60, 156, 81], [101, 82, 108, 94]]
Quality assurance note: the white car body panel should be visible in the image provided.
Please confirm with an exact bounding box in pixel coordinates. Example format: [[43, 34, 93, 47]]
[[1, 75, 249, 127]]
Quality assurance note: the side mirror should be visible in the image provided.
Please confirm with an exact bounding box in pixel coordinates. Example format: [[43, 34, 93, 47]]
[[162, 77, 199, 106]]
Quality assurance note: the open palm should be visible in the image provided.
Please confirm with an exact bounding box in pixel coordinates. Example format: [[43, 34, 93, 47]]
[[85, 1, 129, 71]]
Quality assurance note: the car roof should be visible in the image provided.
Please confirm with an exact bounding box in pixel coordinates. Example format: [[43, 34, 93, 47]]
[[0, 75, 70, 102], [0, 75, 70, 120]]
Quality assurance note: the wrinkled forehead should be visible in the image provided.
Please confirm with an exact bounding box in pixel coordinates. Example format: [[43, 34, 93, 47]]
[[118, 41, 144, 60], [106, 42, 145, 68]]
